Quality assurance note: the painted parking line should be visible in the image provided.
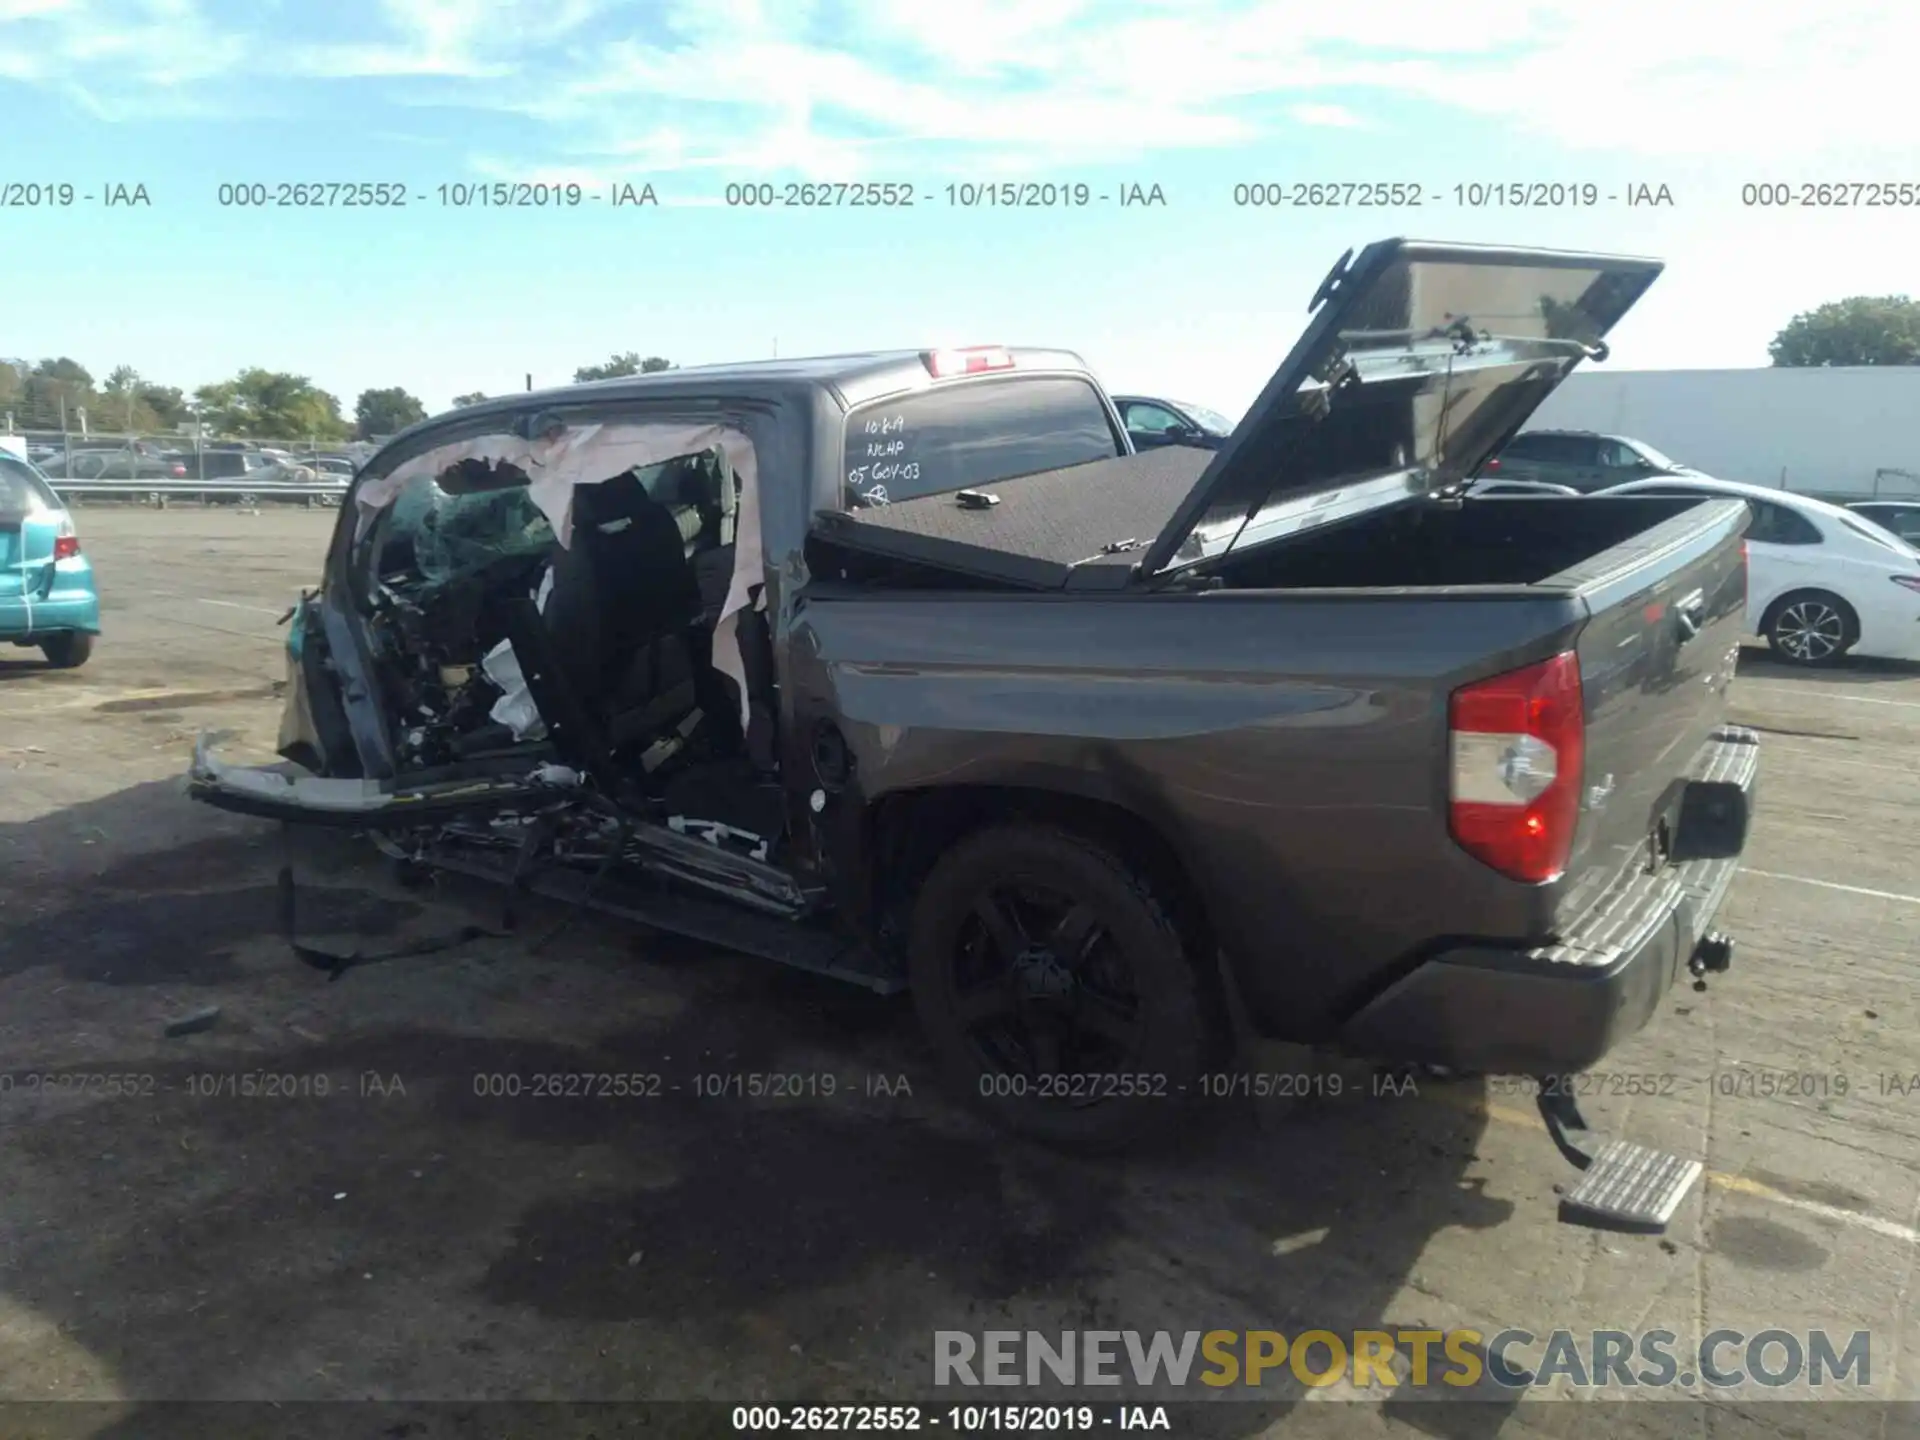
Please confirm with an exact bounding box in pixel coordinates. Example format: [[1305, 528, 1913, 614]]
[[196, 598, 285, 616], [164, 617, 284, 644], [1740, 868, 1920, 907], [1741, 684, 1920, 710], [1754, 741, 1920, 777]]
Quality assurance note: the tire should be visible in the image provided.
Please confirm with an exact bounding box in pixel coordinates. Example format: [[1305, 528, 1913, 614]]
[[907, 823, 1224, 1151], [41, 631, 93, 669], [1763, 590, 1856, 667]]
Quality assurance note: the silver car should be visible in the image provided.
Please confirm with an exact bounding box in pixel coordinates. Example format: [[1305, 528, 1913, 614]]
[[1480, 430, 1701, 492]]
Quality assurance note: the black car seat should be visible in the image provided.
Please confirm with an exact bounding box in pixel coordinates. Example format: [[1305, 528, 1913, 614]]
[[674, 453, 776, 768], [539, 471, 703, 752]]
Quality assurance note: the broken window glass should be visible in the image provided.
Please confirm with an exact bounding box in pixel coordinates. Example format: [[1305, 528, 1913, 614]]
[[382, 462, 553, 588]]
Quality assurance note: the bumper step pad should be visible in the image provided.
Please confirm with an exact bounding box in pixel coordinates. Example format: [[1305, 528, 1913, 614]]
[[1559, 1138, 1703, 1233]]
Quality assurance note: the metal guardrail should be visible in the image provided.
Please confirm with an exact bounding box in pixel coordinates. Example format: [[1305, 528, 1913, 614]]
[[47, 477, 348, 506]]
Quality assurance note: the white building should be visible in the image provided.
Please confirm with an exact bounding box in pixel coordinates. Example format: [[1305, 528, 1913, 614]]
[[1525, 366, 1920, 501]]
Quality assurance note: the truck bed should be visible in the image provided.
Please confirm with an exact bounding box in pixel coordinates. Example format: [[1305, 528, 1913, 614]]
[[814, 447, 1213, 589], [798, 491, 1751, 1042]]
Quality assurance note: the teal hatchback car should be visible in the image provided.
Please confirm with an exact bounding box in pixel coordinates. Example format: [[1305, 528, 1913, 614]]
[[1, 451, 98, 668]]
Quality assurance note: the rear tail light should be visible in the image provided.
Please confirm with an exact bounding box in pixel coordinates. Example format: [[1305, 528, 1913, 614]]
[[171, 463, 187, 477], [923, 346, 1015, 378], [53, 516, 79, 560], [1892, 575, 1920, 594], [1483, 456, 1502, 472], [1448, 651, 1585, 884]]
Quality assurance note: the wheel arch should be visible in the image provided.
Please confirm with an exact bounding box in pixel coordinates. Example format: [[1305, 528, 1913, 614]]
[[864, 780, 1223, 992], [1758, 585, 1860, 638]]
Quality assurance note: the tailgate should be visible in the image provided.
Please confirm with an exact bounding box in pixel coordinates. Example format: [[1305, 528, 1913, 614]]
[[1, 516, 54, 599], [1558, 498, 1749, 892]]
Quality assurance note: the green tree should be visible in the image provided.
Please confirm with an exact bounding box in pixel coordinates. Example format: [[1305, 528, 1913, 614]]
[[572, 352, 674, 382], [451, 391, 489, 407], [355, 385, 427, 439], [194, 369, 352, 441], [19, 357, 95, 430], [138, 383, 190, 428], [1769, 296, 1920, 367], [100, 365, 162, 431], [33, 357, 93, 387]]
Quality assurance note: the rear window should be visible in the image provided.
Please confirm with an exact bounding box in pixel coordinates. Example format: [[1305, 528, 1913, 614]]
[[1503, 433, 1593, 463], [842, 375, 1122, 506], [0, 455, 61, 515]]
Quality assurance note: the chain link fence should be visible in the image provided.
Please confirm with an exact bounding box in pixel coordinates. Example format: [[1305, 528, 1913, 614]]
[[1, 428, 387, 482], [0, 428, 397, 508]]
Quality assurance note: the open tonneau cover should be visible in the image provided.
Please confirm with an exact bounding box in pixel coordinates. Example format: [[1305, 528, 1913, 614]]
[[814, 446, 1212, 590], [818, 238, 1665, 590]]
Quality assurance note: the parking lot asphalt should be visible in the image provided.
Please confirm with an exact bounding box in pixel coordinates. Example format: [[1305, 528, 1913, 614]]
[[2, 508, 1917, 1436]]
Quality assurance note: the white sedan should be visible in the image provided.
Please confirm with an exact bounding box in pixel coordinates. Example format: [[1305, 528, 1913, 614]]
[[1596, 476, 1920, 666]]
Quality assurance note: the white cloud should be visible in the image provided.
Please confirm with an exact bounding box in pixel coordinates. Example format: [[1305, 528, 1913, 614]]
[[5, 0, 1916, 175], [1289, 103, 1363, 129], [0, 0, 248, 88], [454, 0, 1920, 184], [287, 0, 604, 78], [0, 0, 80, 18]]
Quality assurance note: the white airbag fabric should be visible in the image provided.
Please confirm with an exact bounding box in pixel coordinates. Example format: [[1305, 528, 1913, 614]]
[[355, 422, 765, 729], [481, 567, 553, 740]]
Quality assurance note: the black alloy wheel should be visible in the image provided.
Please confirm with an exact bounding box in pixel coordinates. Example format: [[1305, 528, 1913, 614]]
[[908, 824, 1222, 1150]]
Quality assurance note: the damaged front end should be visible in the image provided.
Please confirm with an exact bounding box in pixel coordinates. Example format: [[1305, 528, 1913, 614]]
[[187, 412, 900, 993]]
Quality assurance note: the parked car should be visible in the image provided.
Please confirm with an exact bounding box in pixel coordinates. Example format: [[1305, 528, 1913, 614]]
[[1847, 500, 1920, 544], [1464, 478, 1583, 498], [1596, 476, 1920, 666], [1111, 394, 1235, 451], [249, 460, 320, 485], [1480, 429, 1702, 492], [0, 451, 98, 667], [162, 450, 268, 480], [70, 438, 166, 459], [63, 449, 191, 480], [303, 455, 357, 479], [188, 239, 1760, 1233]]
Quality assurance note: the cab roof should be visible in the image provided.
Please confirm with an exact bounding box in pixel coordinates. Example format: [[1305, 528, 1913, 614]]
[[440, 347, 1098, 426]]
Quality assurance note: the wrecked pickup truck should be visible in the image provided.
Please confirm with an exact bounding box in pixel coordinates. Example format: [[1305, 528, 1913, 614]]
[[190, 239, 1758, 1232]]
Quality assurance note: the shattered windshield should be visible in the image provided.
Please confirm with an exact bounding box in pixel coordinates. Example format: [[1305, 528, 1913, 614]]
[[382, 467, 553, 587], [373, 446, 731, 589]]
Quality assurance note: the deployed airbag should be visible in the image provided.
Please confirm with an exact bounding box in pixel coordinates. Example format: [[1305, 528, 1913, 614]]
[[482, 566, 554, 740], [354, 421, 766, 728]]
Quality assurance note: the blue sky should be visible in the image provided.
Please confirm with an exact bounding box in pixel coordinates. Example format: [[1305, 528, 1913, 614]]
[[4, 0, 1919, 419]]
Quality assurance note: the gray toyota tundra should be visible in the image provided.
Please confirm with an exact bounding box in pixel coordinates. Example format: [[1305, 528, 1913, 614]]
[[189, 239, 1758, 1233]]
